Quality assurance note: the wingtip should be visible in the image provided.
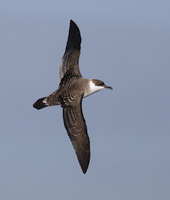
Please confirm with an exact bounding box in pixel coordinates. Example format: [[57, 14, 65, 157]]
[[81, 166, 88, 174], [70, 19, 76, 25], [65, 20, 81, 52], [70, 20, 80, 32], [78, 152, 90, 174]]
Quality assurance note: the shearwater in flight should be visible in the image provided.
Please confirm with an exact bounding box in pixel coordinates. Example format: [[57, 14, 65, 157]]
[[33, 20, 112, 174]]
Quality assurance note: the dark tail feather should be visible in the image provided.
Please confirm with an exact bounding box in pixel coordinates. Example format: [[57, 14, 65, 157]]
[[33, 97, 47, 110]]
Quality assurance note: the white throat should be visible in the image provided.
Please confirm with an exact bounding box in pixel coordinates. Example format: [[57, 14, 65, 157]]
[[84, 80, 104, 97]]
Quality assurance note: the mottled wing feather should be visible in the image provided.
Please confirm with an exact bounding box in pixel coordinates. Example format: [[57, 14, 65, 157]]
[[60, 20, 82, 80], [63, 98, 90, 174], [60, 51, 81, 80]]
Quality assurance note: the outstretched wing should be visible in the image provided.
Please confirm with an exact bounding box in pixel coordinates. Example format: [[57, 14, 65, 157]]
[[60, 20, 82, 80], [62, 97, 90, 174]]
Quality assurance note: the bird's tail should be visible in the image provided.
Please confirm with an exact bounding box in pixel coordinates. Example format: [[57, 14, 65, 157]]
[[33, 97, 48, 110]]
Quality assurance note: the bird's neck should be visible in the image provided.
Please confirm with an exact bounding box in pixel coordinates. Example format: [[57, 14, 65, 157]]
[[83, 79, 103, 98]]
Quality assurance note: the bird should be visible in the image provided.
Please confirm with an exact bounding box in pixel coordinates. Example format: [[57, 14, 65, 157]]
[[33, 20, 112, 174]]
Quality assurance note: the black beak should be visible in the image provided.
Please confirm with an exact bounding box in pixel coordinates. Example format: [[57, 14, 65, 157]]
[[104, 85, 113, 90]]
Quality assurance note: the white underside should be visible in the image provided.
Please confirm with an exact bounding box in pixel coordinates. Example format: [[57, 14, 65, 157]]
[[84, 80, 104, 97]]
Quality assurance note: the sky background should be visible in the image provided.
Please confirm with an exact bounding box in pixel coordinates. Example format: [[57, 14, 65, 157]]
[[1, 0, 170, 199]]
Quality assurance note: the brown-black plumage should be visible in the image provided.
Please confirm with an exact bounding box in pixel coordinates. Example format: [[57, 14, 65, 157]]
[[60, 20, 82, 80], [65, 20, 81, 52], [58, 21, 90, 173], [62, 95, 90, 174], [33, 20, 112, 174], [34, 20, 90, 173]]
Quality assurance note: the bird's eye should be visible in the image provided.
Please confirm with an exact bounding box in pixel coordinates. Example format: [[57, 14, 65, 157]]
[[98, 82, 104, 86]]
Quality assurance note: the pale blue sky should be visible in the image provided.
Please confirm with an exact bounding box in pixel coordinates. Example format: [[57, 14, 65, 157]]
[[1, 0, 170, 200]]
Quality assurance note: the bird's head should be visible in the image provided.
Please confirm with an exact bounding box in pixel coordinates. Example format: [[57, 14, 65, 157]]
[[92, 79, 113, 91]]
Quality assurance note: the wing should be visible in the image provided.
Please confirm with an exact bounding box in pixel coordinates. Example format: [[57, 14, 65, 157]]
[[63, 97, 90, 174], [60, 20, 82, 80]]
